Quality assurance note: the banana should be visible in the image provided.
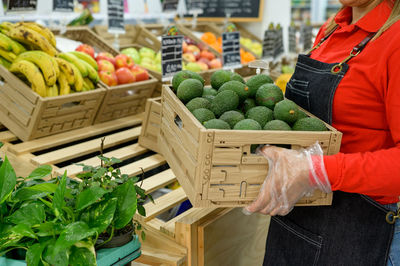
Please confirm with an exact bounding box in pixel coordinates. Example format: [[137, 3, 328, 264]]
[[58, 72, 70, 95], [15, 22, 56, 47], [69, 63, 84, 92], [0, 48, 16, 62], [1, 33, 26, 55], [47, 83, 59, 97], [69, 51, 98, 71], [58, 53, 88, 77], [7, 26, 57, 57], [83, 77, 95, 91], [10, 60, 46, 97], [0, 56, 11, 69], [0, 22, 14, 31], [15, 51, 57, 86], [55, 58, 75, 85], [79, 60, 99, 83], [49, 56, 60, 78], [0, 33, 12, 51]]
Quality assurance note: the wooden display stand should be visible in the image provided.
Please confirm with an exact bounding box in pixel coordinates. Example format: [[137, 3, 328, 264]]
[[139, 97, 161, 154], [159, 85, 342, 207]]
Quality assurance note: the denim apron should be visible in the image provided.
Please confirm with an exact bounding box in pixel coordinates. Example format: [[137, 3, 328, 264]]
[[263, 30, 398, 266]]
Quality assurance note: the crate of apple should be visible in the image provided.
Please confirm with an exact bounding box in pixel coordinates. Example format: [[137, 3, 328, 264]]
[[182, 37, 222, 73]]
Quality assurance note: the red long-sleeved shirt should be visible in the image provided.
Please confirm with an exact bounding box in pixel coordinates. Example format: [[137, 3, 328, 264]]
[[311, 1, 400, 204]]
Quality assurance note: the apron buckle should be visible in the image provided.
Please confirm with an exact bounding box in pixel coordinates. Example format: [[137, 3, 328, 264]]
[[386, 209, 400, 224]]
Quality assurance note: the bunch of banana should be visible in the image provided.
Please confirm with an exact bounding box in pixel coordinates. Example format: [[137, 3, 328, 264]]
[[0, 31, 26, 69]]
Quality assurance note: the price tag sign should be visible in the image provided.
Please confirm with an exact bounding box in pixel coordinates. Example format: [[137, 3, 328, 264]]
[[7, 0, 37, 12], [162, 0, 179, 11], [161, 35, 183, 81], [273, 27, 284, 59], [53, 0, 73, 12], [300, 25, 313, 52], [262, 29, 276, 60], [108, 0, 125, 34], [222, 31, 241, 70], [288, 26, 297, 53]]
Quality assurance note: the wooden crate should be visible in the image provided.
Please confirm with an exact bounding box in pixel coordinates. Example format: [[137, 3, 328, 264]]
[[139, 97, 161, 154], [2, 115, 269, 266], [159, 85, 342, 208], [54, 27, 158, 124], [0, 65, 105, 141]]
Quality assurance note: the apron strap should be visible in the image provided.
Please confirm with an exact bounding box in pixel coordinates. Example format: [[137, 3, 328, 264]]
[[306, 25, 338, 55]]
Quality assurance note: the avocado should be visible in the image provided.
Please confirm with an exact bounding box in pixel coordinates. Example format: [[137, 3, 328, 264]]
[[246, 106, 274, 127], [230, 72, 245, 84], [219, 110, 245, 128], [255, 83, 284, 109], [210, 70, 232, 90], [273, 99, 299, 124], [263, 120, 292, 131], [172, 70, 205, 91], [192, 108, 216, 124], [177, 79, 204, 103], [186, 97, 211, 112], [292, 117, 327, 131], [203, 119, 231, 129], [233, 119, 262, 130], [241, 98, 257, 114], [202, 87, 218, 97], [246, 74, 274, 97], [210, 90, 240, 117], [203, 95, 215, 102], [297, 110, 308, 120], [218, 80, 249, 103]]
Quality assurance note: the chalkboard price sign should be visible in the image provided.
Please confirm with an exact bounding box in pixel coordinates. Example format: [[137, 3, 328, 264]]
[[7, 0, 37, 12], [288, 26, 297, 53], [273, 27, 284, 59], [222, 32, 241, 69], [163, 0, 178, 11], [161, 35, 183, 81], [108, 0, 125, 34], [262, 29, 276, 59], [300, 25, 313, 52], [53, 0, 73, 12]]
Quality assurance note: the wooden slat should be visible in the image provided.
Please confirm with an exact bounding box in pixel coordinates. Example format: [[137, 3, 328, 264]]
[[55, 143, 148, 176], [142, 187, 187, 222], [141, 169, 176, 194], [8, 114, 142, 155], [0, 131, 17, 142], [120, 154, 166, 177], [31, 127, 141, 166]]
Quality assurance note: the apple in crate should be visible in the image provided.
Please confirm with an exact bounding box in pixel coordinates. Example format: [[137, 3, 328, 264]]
[[99, 70, 118, 86], [183, 53, 196, 63], [97, 59, 115, 72], [115, 54, 134, 69], [130, 65, 149, 82], [76, 44, 95, 59], [96, 52, 116, 67], [116, 67, 135, 84]]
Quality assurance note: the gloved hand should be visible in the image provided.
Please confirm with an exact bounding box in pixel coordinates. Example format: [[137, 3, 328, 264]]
[[244, 142, 331, 216]]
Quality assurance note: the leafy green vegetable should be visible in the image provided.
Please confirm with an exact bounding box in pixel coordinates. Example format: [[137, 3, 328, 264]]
[[0, 156, 16, 204], [112, 179, 137, 229], [27, 165, 52, 180]]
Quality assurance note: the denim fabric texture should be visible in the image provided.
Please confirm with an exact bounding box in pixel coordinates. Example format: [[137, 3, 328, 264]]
[[387, 203, 400, 266]]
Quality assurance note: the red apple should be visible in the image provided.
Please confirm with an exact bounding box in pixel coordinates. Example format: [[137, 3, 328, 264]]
[[193, 51, 201, 61], [115, 54, 134, 69], [187, 45, 200, 54], [209, 58, 222, 69], [130, 65, 149, 82], [97, 59, 115, 73], [197, 62, 209, 71], [99, 70, 118, 86], [198, 57, 211, 68], [76, 44, 95, 59], [116, 67, 136, 84], [183, 53, 196, 63], [200, 50, 215, 61], [96, 52, 116, 67]]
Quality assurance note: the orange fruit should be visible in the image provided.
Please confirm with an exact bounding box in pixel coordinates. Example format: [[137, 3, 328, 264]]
[[201, 32, 217, 45]]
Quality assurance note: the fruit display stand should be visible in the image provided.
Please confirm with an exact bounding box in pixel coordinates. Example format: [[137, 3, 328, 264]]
[[53, 27, 158, 124], [0, 64, 106, 141], [158, 85, 342, 208], [139, 97, 162, 154], [92, 24, 141, 48], [0, 115, 269, 266]]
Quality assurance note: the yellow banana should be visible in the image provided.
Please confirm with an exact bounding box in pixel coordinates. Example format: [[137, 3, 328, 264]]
[[7, 26, 57, 57], [10, 59, 46, 97], [0, 33, 12, 51], [83, 77, 95, 91], [0, 56, 11, 69], [55, 58, 75, 85], [9, 39, 26, 55], [46, 83, 59, 97], [16, 51, 57, 86], [49, 56, 60, 78], [58, 53, 88, 77], [69, 63, 84, 92], [0, 48, 16, 62], [69, 51, 98, 71], [16, 22, 56, 47], [80, 60, 99, 83], [0, 22, 14, 32], [58, 72, 70, 95]]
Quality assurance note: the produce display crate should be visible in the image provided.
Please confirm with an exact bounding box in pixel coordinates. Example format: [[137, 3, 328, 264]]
[[54, 27, 158, 124], [159, 85, 342, 208], [1, 115, 268, 266], [138, 97, 161, 154], [0, 65, 106, 141], [92, 24, 140, 47]]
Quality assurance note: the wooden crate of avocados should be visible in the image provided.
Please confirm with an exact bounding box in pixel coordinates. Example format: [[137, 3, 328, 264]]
[[54, 27, 158, 124], [138, 97, 161, 154], [159, 85, 342, 208]]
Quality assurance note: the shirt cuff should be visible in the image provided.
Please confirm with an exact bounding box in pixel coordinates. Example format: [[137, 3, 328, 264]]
[[323, 155, 340, 190]]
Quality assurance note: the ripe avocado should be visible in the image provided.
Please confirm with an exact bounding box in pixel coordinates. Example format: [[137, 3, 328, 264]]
[[263, 120, 292, 131], [255, 83, 284, 109], [202, 87, 218, 96], [246, 74, 274, 97], [218, 80, 249, 103], [273, 99, 299, 124], [241, 98, 256, 114], [219, 110, 245, 128], [230, 72, 245, 84], [203, 95, 215, 102], [210, 90, 240, 117], [245, 106, 274, 128], [210, 70, 232, 90], [186, 97, 211, 112], [292, 117, 327, 131], [203, 119, 231, 129], [233, 119, 262, 130], [297, 110, 308, 120], [192, 108, 216, 124], [172, 70, 205, 91], [177, 79, 204, 103]]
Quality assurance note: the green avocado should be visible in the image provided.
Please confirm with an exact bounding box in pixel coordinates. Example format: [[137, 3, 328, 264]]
[[230, 72, 245, 84], [241, 98, 256, 114], [202, 87, 218, 96], [219, 110, 245, 128], [218, 80, 249, 103], [255, 83, 284, 109], [210, 70, 232, 90], [263, 120, 292, 131], [246, 74, 274, 97], [246, 106, 274, 128], [210, 90, 240, 117], [172, 70, 205, 91], [233, 119, 262, 130], [273, 99, 299, 124], [203, 119, 231, 129], [177, 78, 204, 103], [186, 97, 211, 112], [192, 108, 216, 124], [292, 117, 327, 131]]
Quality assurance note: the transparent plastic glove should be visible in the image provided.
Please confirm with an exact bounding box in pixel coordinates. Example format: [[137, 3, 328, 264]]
[[244, 142, 331, 216]]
